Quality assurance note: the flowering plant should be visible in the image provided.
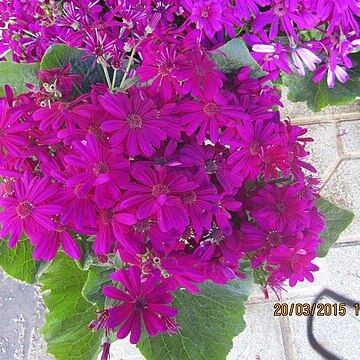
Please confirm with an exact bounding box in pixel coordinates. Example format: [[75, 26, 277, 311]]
[[0, 1, 355, 360]]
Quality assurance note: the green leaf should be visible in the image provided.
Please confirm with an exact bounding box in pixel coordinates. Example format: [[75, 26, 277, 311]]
[[137, 279, 250, 360], [82, 265, 112, 309], [0, 62, 39, 97], [282, 53, 360, 111], [40, 44, 120, 94], [40, 253, 103, 360], [316, 198, 354, 257], [0, 236, 48, 284], [211, 38, 266, 77]]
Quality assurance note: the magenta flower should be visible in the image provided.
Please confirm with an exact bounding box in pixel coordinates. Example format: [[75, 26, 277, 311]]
[[0, 99, 30, 165], [100, 90, 167, 157], [103, 267, 178, 344], [227, 120, 280, 180], [174, 51, 223, 98], [182, 0, 226, 38], [268, 241, 319, 287], [0, 173, 62, 248], [94, 204, 137, 255], [64, 135, 129, 204], [179, 94, 242, 144], [251, 185, 309, 232], [120, 166, 198, 232], [30, 216, 82, 261], [137, 44, 181, 101]]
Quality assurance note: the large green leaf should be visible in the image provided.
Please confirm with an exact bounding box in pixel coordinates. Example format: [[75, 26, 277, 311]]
[[282, 53, 360, 111], [137, 279, 250, 360], [0, 62, 39, 97], [0, 236, 48, 284], [40, 44, 120, 94], [211, 38, 266, 77], [316, 198, 354, 257], [40, 253, 103, 360], [82, 265, 112, 309]]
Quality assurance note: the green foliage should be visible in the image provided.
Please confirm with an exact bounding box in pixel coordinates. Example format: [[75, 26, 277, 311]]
[[82, 265, 112, 309], [40, 44, 120, 93], [40, 253, 103, 360], [316, 198, 355, 257], [137, 279, 250, 360], [0, 236, 47, 284], [0, 62, 39, 97], [282, 53, 360, 111], [211, 38, 266, 77]]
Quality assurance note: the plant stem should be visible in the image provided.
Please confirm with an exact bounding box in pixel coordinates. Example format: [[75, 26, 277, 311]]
[[111, 69, 117, 90], [100, 60, 112, 89], [119, 46, 136, 89]]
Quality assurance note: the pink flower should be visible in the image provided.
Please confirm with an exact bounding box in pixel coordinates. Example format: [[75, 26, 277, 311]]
[[120, 166, 198, 232], [0, 173, 62, 248], [103, 267, 178, 344], [100, 90, 167, 157]]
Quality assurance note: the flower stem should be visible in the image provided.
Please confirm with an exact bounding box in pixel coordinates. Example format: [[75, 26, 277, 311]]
[[111, 69, 118, 91], [119, 46, 136, 89], [100, 60, 112, 90]]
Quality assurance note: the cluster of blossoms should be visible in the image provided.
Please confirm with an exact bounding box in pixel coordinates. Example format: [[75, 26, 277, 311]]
[[0, 0, 326, 353], [1, 0, 360, 88]]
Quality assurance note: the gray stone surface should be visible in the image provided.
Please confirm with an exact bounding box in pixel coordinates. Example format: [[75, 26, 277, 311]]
[[1, 100, 360, 360]]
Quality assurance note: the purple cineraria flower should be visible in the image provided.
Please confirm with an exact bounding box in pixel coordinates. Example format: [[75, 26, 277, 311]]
[[100, 90, 167, 157], [173, 51, 224, 98], [267, 241, 319, 287], [103, 267, 178, 344], [30, 215, 82, 262], [179, 94, 242, 144], [94, 204, 137, 255], [252, 0, 316, 41], [179, 173, 221, 236], [234, 0, 265, 21], [64, 135, 129, 203], [0, 173, 62, 248], [180, 143, 243, 192], [251, 42, 293, 79], [313, 62, 349, 88], [226, 120, 280, 181], [251, 184, 309, 232], [137, 44, 181, 101], [181, 0, 226, 38], [0, 99, 30, 165], [290, 47, 322, 76], [120, 166, 198, 232]]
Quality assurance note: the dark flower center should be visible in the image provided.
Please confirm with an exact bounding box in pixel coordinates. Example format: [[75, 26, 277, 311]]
[[100, 208, 114, 224], [0, 129, 5, 138], [181, 191, 197, 205], [203, 102, 219, 116], [3, 180, 14, 196], [134, 297, 147, 310], [249, 140, 261, 156], [275, 201, 287, 213], [274, 4, 286, 16], [158, 63, 172, 76], [126, 113, 143, 129], [291, 254, 300, 265], [16, 200, 33, 219], [151, 184, 170, 197], [93, 162, 109, 176], [210, 228, 225, 245], [201, 10, 209, 18], [88, 125, 104, 139], [205, 160, 219, 174], [266, 230, 283, 246], [154, 156, 167, 165], [195, 66, 206, 77], [133, 219, 152, 233]]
